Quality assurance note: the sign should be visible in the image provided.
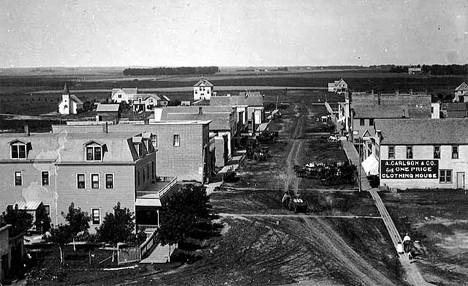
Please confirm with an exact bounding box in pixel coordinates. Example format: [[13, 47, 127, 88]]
[[381, 160, 438, 179]]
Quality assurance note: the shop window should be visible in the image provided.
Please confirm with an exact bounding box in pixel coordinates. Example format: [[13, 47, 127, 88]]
[[77, 174, 85, 189], [388, 146, 395, 159], [434, 146, 441, 159], [452, 146, 459, 159], [11, 142, 27, 159], [14, 171, 22, 186], [106, 174, 113, 189], [42, 171, 49, 186], [91, 174, 99, 189], [440, 170, 452, 183], [406, 146, 413, 159], [91, 209, 100, 224], [173, 134, 180, 147]]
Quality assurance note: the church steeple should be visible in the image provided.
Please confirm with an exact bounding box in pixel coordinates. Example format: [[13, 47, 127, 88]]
[[63, 83, 70, 94]]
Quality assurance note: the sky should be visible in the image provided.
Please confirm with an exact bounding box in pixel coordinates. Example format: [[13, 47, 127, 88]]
[[0, 0, 467, 68]]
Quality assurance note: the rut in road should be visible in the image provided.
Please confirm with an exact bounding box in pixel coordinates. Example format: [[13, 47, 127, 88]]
[[283, 104, 306, 195]]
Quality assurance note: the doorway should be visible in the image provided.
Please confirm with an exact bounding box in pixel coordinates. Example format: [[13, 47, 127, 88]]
[[457, 172, 465, 189]]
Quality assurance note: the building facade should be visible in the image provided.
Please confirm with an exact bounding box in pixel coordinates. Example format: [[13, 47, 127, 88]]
[[193, 78, 214, 100], [372, 119, 468, 190], [111, 88, 138, 103], [58, 84, 83, 115]]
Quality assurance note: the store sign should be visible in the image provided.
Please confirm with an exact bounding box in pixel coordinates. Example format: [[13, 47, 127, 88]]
[[381, 160, 438, 179]]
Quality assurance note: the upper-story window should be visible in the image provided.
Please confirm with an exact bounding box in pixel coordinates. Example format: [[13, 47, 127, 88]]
[[406, 146, 413, 159], [173, 135, 180, 147], [388, 146, 395, 159], [434, 146, 441, 159], [452, 145, 459, 159], [369, 118, 374, 126], [84, 141, 104, 161], [10, 141, 27, 159], [360, 119, 365, 126]]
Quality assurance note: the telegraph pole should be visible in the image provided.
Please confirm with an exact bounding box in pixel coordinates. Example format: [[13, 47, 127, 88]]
[[358, 137, 362, 192]]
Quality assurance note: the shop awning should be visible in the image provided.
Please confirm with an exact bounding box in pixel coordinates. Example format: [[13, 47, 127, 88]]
[[362, 154, 379, 176]]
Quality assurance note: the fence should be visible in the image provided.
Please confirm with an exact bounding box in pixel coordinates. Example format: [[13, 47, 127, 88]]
[[117, 244, 141, 265], [140, 229, 159, 259]]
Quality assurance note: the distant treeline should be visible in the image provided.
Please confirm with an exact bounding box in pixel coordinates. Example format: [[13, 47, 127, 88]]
[[123, 66, 219, 76], [389, 64, 468, 75]]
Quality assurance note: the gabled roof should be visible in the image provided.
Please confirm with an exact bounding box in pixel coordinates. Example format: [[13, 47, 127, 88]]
[[134, 94, 161, 101], [162, 95, 171, 101], [193, 78, 213, 87], [375, 118, 468, 145], [96, 103, 120, 112], [456, 82, 468, 91], [210, 94, 263, 107], [111, 88, 138, 96], [69, 94, 83, 105], [353, 104, 410, 119]]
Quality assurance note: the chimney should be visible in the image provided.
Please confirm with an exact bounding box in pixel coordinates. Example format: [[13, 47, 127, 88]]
[[24, 124, 30, 136], [198, 106, 203, 115]]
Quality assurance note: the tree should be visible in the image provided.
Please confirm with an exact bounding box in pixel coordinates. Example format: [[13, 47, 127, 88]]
[[34, 204, 51, 234], [157, 184, 211, 246], [97, 202, 136, 246], [0, 205, 33, 237], [62, 203, 90, 250], [48, 224, 73, 264]]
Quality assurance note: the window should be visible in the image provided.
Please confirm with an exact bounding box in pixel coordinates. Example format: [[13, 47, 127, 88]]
[[369, 118, 374, 126], [434, 146, 441, 159], [173, 135, 180, 147], [431, 106, 434, 113], [14, 171, 22, 186], [151, 134, 158, 147], [106, 174, 113, 189], [44, 205, 50, 215], [195, 90, 198, 94], [388, 146, 395, 159], [406, 146, 413, 159], [360, 119, 365, 126], [440, 170, 452, 183], [77, 174, 85, 189], [207, 89, 210, 94], [452, 146, 459, 159], [91, 209, 100, 224], [42, 171, 49, 186], [86, 146, 102, 161], [11, 143, 27, 159], [118, 94, 122, 98], [91, 174, 99, 189]]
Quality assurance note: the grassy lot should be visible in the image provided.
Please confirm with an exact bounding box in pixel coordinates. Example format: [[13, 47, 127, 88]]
[[382, 189, 468, 285]]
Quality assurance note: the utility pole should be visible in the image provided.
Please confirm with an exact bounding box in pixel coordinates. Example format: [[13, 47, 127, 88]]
[[358, 137, 362, 192]]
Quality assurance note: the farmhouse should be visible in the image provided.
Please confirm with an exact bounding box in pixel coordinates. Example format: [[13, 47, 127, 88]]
[[53, 120, 214, 183], [193, 78, 214, 100], [371, 119, 468, 190], [111, 88, 138, 103], [0, 130, 176, 232], [454, 82, 468, 102], [132, 94, 165, 112], [57, 84, 83, 115], [327, 79, 348, 94]]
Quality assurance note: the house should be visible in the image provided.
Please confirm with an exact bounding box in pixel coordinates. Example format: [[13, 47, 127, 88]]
[[327, 79, 348, 94], [53, 120, 214, 183], [0, 129, 176, 232], [133, 94, 164, 112], [371, 118, 468, 190], [58, 84, 83, 115], [445, 102, 468, 118], [193, 78, 214, 100], [454, 82, 468, 102], [96, 103, 121, 122], [155, 106, 236, 166], [408, 67, 422, 75], [111, 88, 138, 103]]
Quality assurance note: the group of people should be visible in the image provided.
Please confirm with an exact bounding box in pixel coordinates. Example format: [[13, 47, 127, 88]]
[[397, 233, 414, 259]]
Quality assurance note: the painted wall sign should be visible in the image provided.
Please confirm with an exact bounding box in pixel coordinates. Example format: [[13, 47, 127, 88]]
[[381, 160, 438, 179]]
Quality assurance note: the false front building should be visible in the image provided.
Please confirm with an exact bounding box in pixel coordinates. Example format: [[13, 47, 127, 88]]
[[372, 119, 468, 190]]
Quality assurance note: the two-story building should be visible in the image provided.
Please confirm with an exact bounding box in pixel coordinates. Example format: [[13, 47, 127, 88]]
[[111, 88, 138, 103], [372, 118, 468, 190], [454, 82, 468, 103], [328, 79, 348, 94], [133, 94, 166, 112], [193, 78, 214, 101], [0, 129, 175, 232]]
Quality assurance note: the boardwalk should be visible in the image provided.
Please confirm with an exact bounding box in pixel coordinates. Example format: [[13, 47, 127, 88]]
[[341, 138, 434, 286]]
